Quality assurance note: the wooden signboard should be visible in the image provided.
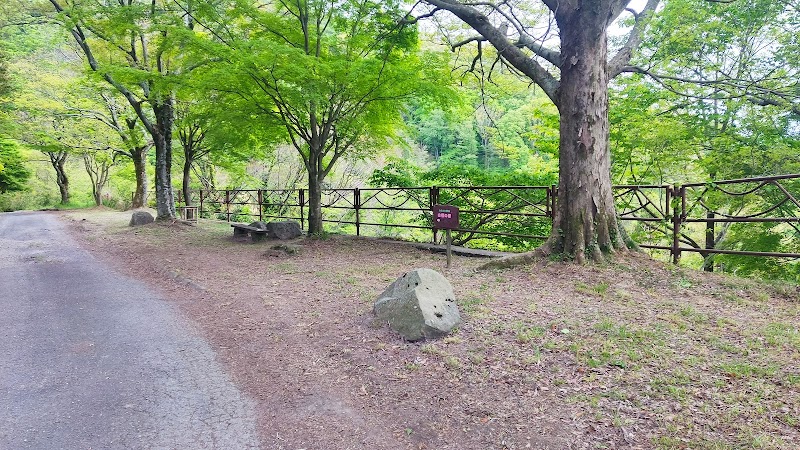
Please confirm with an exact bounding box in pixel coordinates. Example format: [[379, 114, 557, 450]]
[[433, 204, 459, 229], [433, 204, 459, 267]]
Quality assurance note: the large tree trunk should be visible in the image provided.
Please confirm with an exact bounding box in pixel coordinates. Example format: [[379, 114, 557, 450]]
[[152, 98, 176, 220], [544, 6, 627, 263], [131, 145, 148, 209]]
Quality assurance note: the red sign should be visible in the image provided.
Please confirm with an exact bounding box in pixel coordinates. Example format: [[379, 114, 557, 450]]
[[433, 204, 459, 229]]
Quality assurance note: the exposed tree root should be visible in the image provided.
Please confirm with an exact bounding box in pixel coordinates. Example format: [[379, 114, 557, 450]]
[[477, 236, 635, 271], [477, 244, 552, 271]]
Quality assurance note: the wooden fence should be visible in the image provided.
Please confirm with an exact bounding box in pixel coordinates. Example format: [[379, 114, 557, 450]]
[[185, 174, 800, 266]]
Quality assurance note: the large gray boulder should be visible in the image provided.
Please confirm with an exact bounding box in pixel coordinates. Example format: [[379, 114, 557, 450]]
[[129, 211, 154, 226], [248, 221, 268, 230], [374, 268, 461, 341], [248, 221, 269, 242], [266, 221, 303, 240]]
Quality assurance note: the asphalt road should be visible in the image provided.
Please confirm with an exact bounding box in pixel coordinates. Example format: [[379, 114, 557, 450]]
[[0, 211, 259, 449]]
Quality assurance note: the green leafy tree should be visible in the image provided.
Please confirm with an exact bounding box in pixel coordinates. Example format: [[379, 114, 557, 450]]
[[418, 0, 798, 264], [74, 90, 151, 209], [48, 0, 197, 219], [197, 0, 445, 233], [608, 1, 800, 274], [174, 86, 273, 207], [0, 139, 31, 193], [82, 147, 114, 206], [0, 51, 10, 99]]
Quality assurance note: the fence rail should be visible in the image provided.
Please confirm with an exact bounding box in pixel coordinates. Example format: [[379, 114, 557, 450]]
[[185, 174, 800, 268]]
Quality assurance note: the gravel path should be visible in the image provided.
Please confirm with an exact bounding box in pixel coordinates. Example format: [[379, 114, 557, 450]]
[[0, 211, 259, 449]]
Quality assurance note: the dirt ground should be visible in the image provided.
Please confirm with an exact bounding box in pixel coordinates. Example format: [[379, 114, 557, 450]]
[[62, 209, 800, 449]]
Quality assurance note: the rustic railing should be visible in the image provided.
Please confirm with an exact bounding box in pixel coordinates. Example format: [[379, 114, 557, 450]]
[[185, 174, 800, 265]]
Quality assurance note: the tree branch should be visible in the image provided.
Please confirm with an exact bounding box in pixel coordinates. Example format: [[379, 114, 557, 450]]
[[49, 0, 156, 136], [516, 34, 561, 67], [423, 0, 560, 104], [608, 0, 661, 78], [620, 65, 800, 113]]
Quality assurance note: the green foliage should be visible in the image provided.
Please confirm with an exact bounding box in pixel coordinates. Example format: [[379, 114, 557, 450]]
[[370, 157, 556, 250], [0, 50, 10, 98], [605, 1, 800, 280], [196, 0, 443, 159], [714, 223, 800, 282], [405, 81, 559, 173], [0, 139, 30, 194]]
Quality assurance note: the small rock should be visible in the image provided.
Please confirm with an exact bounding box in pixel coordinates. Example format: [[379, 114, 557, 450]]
[[374, 268, 461, 341], [129, 211, 154, 226], [271, 243, 301, 255]]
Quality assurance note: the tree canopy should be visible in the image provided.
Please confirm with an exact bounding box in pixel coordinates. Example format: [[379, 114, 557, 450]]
[[0, 139, 30, 194], [188, 0, 447, 232]]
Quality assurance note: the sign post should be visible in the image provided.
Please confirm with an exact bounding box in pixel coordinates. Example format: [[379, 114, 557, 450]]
[[433, 204, 460, 268]]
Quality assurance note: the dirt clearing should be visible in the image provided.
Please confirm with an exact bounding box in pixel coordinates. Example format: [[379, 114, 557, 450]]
[[63, 210, 800, 449]]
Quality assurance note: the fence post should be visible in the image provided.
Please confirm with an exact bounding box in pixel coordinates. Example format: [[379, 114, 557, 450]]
[[551, 184, 558, 219], [546, 186, 551, 218], [703, 212, 715, 272], [430, 186, 439, 243], [670, 185, 684, 264], [257, 190, 264, 222], [225, 190, 231, 222], [299, 189, 305, 230], [354, 188, 361, 236]]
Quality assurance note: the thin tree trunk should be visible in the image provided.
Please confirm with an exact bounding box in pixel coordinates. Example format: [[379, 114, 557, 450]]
[[183, 155, 193, 207], [131, 146, 148, 209], [83, 154, 101, 206], [57, 170, 69, 205], [307, 157, 324, 234], [48, 152, 70, 205], [545, 8, 626, 263]]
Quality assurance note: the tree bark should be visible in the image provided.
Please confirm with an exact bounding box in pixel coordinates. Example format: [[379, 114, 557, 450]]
[[48, 151, 70, 205], [542, 5, 627, 263], [307, 160, 324, 234], [131, 145, 148, 209], [57, 169, 69, 204], [152, 97, 176, 220], [182, 156, 192, 207]]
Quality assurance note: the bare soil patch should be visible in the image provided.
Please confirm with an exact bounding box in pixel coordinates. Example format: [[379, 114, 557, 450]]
[[63, 210, 800, 449]]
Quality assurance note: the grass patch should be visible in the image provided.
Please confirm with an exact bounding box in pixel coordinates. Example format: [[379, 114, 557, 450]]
[[762, 323, 800, 350], [575, 281, 610, 297]]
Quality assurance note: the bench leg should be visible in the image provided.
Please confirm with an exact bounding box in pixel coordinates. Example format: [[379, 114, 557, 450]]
[[233, 228, 249, 237], [251, 232, 267, 242]]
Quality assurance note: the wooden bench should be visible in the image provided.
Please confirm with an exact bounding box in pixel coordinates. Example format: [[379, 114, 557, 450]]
[[231, 223, 268, 242]]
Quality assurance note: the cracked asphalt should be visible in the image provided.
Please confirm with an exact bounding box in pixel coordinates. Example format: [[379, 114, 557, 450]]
[[0, 211, 260, 449]]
